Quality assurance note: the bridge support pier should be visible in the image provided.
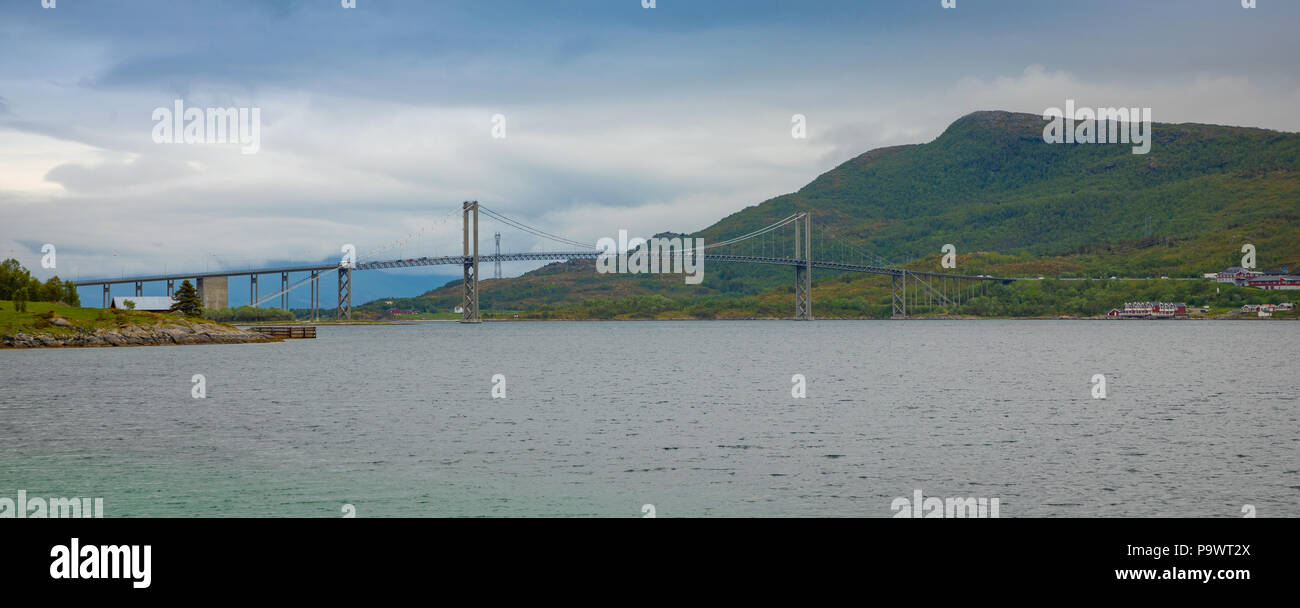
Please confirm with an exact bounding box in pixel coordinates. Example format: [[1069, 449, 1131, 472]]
[[795, 266, 811, 320], [102, 284, 110, 308], [280, 272, 289, 310], [250, 274, 258, 307], [461, 200, 481, 323], [134, 281, 143, 297], [338, 267, 351, 320], [166, 279, 175, 297]]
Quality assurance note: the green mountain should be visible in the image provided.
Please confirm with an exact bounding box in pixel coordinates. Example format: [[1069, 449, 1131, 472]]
[[698, 110, 1299, 272], [370, 110, 1300, 318]]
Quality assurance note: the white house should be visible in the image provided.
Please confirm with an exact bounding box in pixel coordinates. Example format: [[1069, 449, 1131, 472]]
[[110, 296, 175, 311]]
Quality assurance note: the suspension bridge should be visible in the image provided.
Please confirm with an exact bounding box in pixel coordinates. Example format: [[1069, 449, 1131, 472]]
[[71, 201, 1012, 321]]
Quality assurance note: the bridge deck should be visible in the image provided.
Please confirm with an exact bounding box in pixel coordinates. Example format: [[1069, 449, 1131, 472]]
[[72, 252, 1010, 286]]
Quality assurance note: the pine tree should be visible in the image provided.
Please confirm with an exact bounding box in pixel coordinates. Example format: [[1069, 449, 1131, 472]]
[[169, 280, 203, 316]]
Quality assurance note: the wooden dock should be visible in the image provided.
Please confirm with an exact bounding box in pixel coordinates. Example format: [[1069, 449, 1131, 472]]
[[250, 326, 316, 339]]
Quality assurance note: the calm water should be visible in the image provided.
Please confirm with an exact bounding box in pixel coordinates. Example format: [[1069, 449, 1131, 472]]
[[1, 320, 1296, 517]]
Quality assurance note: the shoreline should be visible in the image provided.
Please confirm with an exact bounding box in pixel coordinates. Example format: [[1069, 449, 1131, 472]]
[[2, 322, 280, 349], [7, 313, 1292, 349], [365, 314, 1297, 322]]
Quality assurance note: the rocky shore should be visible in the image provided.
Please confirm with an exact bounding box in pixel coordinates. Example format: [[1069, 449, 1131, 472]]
[[2, 320, 280, 349]]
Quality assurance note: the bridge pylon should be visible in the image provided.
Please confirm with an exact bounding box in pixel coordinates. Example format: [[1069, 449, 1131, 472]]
[[338, 266, 352, 320], [310, 270, 320, 321], [892, 272, 906, 318], [461, 200, 482, 323], [793, 212, 812, 320]]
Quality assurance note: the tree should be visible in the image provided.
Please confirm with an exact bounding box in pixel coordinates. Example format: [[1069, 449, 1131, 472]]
[[169, 280, 202, 316], [13, 286, 28, 312], [61, 280, 80, 307], [0, 260, 80, 306], [41, 276, 64, 302], [123, 299, 136, 310], [0, 259, 29, 300]]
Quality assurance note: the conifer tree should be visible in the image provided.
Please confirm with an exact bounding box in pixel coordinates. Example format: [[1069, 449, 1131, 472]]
[[169, 280, 203, 316]]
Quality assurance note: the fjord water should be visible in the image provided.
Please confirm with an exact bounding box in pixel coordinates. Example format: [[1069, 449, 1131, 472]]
[[1, 320, 1295, 517]]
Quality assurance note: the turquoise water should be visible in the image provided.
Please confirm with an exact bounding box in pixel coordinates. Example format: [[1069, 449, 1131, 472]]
[[2, 320, 1296, 517]]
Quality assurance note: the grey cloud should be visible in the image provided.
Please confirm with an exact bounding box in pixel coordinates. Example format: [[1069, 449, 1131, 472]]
[[45, 157, 198, 193]]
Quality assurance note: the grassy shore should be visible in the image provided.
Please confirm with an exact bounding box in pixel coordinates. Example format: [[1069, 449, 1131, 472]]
[[0, 301, 204, 335], [0, 301, 277, 348]]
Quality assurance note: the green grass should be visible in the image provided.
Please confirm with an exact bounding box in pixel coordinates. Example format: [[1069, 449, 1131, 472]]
[[0, 301, 211, 336]]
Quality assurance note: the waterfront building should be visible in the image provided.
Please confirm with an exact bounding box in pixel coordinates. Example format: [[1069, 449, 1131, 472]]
[[1119, 302, 1187, 318], [110, 296, 175, 311]]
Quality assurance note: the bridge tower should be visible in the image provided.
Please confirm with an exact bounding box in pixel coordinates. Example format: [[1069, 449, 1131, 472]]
[[794, 212, 812, 320], [892, 272, 906, 318], [492, 231, 501, 312], [494, 232, 502, 280], [461, 200, 481, 323], [338, 266, 351, 320], [310, 270, 319, 321]]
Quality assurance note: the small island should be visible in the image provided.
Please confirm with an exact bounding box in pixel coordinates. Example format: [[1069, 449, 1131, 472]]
[[0, 262, 278, 349], [1, 301, 280, 348]]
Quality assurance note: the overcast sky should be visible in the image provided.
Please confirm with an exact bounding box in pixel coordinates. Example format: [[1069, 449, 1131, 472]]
[[2, 0, 1298, 288]]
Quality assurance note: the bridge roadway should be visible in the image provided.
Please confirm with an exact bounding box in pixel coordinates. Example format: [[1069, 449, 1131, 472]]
[[72, 251, 1011, 287]]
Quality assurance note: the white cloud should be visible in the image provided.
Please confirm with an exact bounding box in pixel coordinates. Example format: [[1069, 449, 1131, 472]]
[[952, 64, 1300, 131]]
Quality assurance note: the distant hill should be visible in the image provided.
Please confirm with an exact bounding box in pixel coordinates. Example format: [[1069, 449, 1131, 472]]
[[374, 110, 1300, 318], [698, 110, 1299, 273]]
